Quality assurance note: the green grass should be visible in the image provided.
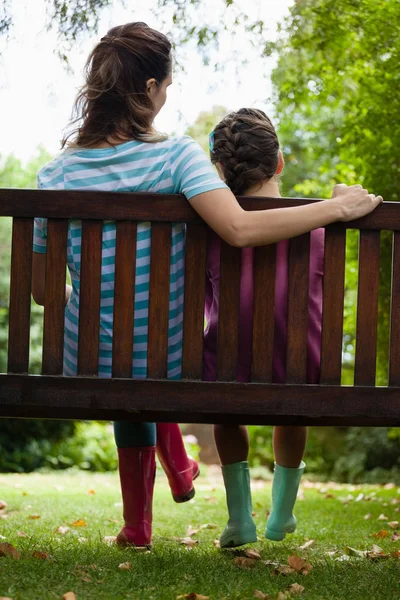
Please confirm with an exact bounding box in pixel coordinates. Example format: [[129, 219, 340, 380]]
[[1, 469, 400, 599]]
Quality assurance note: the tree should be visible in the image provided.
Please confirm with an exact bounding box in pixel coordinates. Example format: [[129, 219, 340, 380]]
[[186, 105, 227, 154], [272, 0, 400, 386]]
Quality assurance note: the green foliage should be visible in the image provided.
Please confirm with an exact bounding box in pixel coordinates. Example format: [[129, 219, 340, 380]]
[[186, 105, 227, 153]]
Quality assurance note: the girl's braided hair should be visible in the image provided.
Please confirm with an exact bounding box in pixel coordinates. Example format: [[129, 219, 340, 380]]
[[210, 108, 280, 195]]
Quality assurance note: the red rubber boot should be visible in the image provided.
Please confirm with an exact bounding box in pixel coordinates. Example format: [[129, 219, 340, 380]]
[[156, 423, 200, 503], [116, 446, 155, 548]]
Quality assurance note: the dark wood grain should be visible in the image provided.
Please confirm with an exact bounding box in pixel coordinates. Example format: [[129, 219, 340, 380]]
[[182, 224, 207, 379], [286, 234, 310, 383], [42, 219, 68, 375], [7, 218, 34, 374], [147, 223, 171, 378], [217, 242, 241, 380], [251, 244, 276, 382], [390, 231, 400, 386], [77, 220, 102, 376], [354, 230, 380, 386], [0, 189, 397, 232], [320, 229, 346, 384], [112, 222, 137, 378]]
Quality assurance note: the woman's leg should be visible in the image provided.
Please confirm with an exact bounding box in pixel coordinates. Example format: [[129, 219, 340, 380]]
[[265, 425, 307, 541], [114, 421, 156, 548], [156, 423, 200, 503], [213, 424, 257, 548]]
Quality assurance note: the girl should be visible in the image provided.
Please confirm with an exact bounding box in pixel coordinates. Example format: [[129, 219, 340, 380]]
[[31, 22, 381, 549], [205, 108, 325, 547]]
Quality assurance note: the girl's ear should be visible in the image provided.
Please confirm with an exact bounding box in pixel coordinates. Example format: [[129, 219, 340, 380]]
[[276, 150, 285, 175], [216, 161, 225, 182], [146, 78, 158, 97]]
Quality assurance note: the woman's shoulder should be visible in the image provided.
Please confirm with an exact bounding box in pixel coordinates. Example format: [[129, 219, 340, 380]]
[[37, 152, 68, 189]]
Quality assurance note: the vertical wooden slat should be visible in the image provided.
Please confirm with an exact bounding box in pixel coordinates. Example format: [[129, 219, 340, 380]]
[[112, 222, 137, 378], [217, 242, 241, 381], [77, 220, 102, 376], [7, 218, 33, 373], [251, 244, 276, 382], [182, 224, 207, 379], [354, 230, 380, 386], [286, 234, 310, 383], [320, 228, 346, 384], [147, 223, 171, 378], [390, 232, 400, 386], [42, 219, 68, 375]]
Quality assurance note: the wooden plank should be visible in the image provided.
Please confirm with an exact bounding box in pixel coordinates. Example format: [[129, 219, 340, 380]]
[[354, 230, 380, 386], [0, 189, 397, 232], [389, 231, 400, 385], [251, 244, 276, 382], [77, 220, 102, 376], [42, 219, 68, 375], [320, 229, 346, 384], [286, 234, 310, 383], [2, 374, 400, 427], [147, 223, 171, 378], [7, 218, 33, 373], [112, 222, 137, 378], [182, 224, 207, 379], [217, 242, 241, 380]]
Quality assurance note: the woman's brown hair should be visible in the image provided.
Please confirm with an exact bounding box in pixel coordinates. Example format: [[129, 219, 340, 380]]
[[62, 22, 172, 148], [210, 108, 280, 195]]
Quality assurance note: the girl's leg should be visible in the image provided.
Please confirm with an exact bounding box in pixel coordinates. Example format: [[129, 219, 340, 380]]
[[213, 424, 257, 548], [265, 426, 307, 541], [156, 423, 200, 503], [114, 421, 156, 548]]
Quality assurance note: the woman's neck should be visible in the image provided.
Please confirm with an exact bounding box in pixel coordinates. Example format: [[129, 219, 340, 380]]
[[244, 179, 281, 198]]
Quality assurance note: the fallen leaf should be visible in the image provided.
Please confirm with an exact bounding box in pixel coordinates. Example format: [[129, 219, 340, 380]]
[[102, 536, 117, 544], [378, 514, 388, 521], [271, 565, 296, 576], [71, 519, 87, 527], [287, 583, 305, 596], [299, 540, 315, 550], [344, 546, 367, 558], [32, 550, 52, 560], [372, 530, 389, 539], [213, 539, 220, 548], [325, 550, 340, 557], [254, 591, 270, 599], [63, 593, 76, 600], [27, 515, 40, 520], [390, 550, 400, 557], [200, 523, 217, 530], [81, 576, 92, 583], [325, 493, 334, 499], [186, 525, 200, 537], [233, 557, 258, 569], [391, 532, 400, 541], [204, 496, 218, 504], [78, 537, 88, 543], [287, 555, 313, 575], [371, 544, 384, 553], [0, 597, 14, 600], [0, 501, 7, 511], [384, 483, 395, 489], [277, 593, 290, 600], [244, 548, 261, 560], [16, 531, 29, 538], [118, 561, 132, 570], [88, 489, 96, 495], [0, 543, 20, 559], [176, 594, 210, 600], [364, 513, 372, 520], [0, 514, 9, 520], [388, 521, 399, 529], [55, 526, 70, 535], [176, 537, 198, 548], [355, 493, 365, 502]]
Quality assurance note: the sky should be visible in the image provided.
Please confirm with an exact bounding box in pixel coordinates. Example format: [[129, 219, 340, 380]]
[[0, 0, 294, 165]]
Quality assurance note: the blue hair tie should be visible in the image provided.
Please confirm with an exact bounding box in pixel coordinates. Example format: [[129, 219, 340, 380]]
[[209, 131, 215, 153]]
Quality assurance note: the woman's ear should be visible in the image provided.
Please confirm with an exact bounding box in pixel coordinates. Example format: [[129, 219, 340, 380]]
[[146, 78, 158, 97], [276, 150, 285, 175]]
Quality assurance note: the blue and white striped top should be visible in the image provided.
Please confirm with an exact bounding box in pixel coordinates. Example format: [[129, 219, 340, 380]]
[[33, 136, 227, 380]]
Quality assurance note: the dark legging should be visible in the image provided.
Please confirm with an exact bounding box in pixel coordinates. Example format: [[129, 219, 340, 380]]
[[113, 421, 156, 448]]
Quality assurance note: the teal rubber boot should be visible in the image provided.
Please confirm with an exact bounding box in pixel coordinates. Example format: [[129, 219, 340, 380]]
[[220, 462, 257, 548], [265, 461, 305, 541]]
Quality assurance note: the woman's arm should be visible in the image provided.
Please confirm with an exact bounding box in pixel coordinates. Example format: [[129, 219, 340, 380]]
[[189, 184, 382, 248], [32, 253, 71, 306]]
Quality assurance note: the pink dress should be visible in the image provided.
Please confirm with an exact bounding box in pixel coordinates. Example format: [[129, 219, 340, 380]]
[[203, 229, 325, 383]]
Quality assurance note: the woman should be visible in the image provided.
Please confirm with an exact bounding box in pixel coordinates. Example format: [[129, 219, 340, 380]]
[[32, 22, 382, 548]]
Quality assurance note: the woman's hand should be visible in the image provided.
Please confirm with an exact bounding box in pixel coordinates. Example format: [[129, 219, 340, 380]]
[[330, 184, 383, 222]]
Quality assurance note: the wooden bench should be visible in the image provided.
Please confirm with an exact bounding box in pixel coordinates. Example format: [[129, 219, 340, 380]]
[[1, 189, 400, 427]]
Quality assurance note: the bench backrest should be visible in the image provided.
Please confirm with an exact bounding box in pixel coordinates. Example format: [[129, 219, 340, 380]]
[[2, 189, 400, 425]]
